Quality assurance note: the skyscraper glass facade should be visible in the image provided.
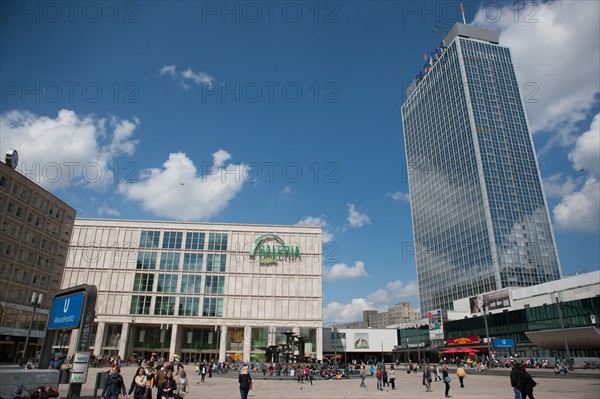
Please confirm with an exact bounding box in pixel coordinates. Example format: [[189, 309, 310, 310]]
[[402, 25, 561, 316]]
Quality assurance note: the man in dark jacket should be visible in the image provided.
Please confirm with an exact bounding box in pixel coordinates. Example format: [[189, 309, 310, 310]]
[[102, 366, 127, 399], [510, 361, 523, 399]]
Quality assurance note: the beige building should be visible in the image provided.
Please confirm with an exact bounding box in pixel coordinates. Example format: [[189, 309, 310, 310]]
[[0, 158, 76, 362], [338, 302, 420, 328], [61, 219, 323, 363]]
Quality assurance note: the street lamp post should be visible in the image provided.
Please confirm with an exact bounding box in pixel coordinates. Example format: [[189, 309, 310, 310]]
[[22, 292, 43, 365], [554, 292, 573, 370], [483, 306, 492, 368]]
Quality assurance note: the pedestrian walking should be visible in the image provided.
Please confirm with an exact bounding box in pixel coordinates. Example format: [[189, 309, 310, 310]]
[[238, 366, 252, 399], [376, 367, 383, 391], [128, 367, 147, 399], [442, 364, 451, 398], [159, 369, 176, 399], [102, 366, 127, 399], [382, 366, 389, 387], [174, 369, 189, 399], [510, 361, 524, 399], [519, 367, 537, 399], [457, 365, 466, 388], [389, 365, 396, 390], [422, 364, 432, 392], [359, 365, 367, 388]]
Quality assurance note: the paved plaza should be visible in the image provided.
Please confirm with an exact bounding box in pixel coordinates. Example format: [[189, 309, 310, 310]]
[[54, 366, 600, 399]]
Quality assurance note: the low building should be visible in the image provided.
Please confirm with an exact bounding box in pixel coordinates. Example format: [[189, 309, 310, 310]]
[[60, 219, 323, 364]]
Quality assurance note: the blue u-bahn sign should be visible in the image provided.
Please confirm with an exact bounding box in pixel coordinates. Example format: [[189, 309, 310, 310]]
[[493, 337, 515, 349], [48, 291, 85, 330]]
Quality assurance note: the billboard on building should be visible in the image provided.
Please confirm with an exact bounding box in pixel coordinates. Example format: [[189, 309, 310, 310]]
[[428, 309, 444, 341], [353, 333, 369, 349], [469, 289, 511, 314]]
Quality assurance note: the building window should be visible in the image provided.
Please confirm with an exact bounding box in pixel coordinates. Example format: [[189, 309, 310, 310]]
[[185, 232, 205, 250], [139, 230, 160, 248], [133, 273, 155, 292], [155, 296, 176, 316], [0, 176, 7, 189], [183, 253, 203, 272], [160, 253, 180, 271], [180, 275, 201, 294], [204, 275, 225, 294], [130, 295, 152, 315], [157, 274, 178, 292], [162, 231, 183, 249], [207, 233, 228, 251], [179, 297, 199, 316], [202, 298, 223, 317], [206, 254, 226, 272], [136, 251, 157, 270]]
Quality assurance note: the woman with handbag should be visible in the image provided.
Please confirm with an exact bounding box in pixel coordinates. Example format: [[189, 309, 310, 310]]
[[128, 367, 147, 399], [442, 364, 451, 398], [238, 365, 252, 399]]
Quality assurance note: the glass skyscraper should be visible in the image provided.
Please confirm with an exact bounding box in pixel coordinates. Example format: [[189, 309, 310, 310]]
[[401, 24, 562, 316]]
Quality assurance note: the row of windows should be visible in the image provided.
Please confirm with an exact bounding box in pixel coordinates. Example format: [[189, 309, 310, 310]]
[[130, 295, 223, 317], [136, 252, 226, 272], [133, 273, 225, 294], [140, 230, 227, 251]]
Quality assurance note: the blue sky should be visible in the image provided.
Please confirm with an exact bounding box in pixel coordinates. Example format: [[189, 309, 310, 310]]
[[1, 1, 599, 323]]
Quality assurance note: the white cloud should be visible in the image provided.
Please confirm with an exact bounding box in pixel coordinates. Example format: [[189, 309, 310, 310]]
[[118, 150, 245, 221], [367, 280, 419, 304], [324, 261, 368, 281], [160, 65, 215, 89], [212, 149, 231, 167], [97, 205, 120, 217], [551, 113, 600, 232], [323, 298, 374, 324], [160, 65, 177, 75], [553, 177, 600, 232], [323, 279, 419, 323], [543, 173, 581, 199], [281, 186, 291, 194], [474, 1, 600, 141], [296, 216, 334, 243], [568, 113, 600, 177], [346, 203, 371, 228], [388, 191, 410, 202], [0, 109, 139, 190]]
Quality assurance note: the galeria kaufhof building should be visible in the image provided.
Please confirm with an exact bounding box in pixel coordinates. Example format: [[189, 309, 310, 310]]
[[59, 219, 323, 363]]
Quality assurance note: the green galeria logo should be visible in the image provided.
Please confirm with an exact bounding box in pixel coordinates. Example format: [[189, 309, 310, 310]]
[[249, 234, 301, 265]]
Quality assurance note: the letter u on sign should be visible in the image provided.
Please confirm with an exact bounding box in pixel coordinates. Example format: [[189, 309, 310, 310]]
[[64, 298, 71, 313]]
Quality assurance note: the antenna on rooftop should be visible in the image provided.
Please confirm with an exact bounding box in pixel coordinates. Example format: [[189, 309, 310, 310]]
[[460, 3, 466, 24]]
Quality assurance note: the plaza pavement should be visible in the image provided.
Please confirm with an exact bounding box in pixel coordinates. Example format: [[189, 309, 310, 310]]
[[58, 365, 600, 399]]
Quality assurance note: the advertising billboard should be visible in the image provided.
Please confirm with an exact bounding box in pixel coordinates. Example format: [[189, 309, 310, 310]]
[[469, 288, 511, 314], [428, 309, 444, 341]]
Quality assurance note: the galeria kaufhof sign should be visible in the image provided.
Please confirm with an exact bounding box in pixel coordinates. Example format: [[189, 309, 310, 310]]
[[249, 234, 301, 265]]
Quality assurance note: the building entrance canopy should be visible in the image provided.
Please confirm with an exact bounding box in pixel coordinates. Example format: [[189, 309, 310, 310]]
[[526, 326, 600, 350]]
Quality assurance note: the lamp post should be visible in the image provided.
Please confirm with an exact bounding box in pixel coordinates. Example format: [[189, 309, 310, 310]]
[[554, 292, 573, 370], [483, 306, 492, 368], [22, 292, 43, 365]]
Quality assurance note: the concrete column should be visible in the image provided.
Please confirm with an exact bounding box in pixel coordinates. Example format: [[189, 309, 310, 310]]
[[316, 327, 323, 361], [169, 323, 178, 361], [219, 325, 227, 363], [119, 322, 130, 359], [267, 326, 276, 346], [67, 329, 78, 356], [243, 325, 252, 363], [94, 322, 106, 357]]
